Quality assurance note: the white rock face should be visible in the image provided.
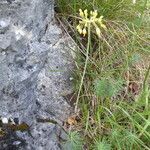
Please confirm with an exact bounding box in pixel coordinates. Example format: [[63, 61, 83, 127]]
[[0, 0, 73, 149]]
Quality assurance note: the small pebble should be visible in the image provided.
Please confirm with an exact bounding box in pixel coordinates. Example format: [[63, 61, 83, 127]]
[[13, 141, 21, 145], [1, 117, 8, 124], [69, 77, 73, 81]]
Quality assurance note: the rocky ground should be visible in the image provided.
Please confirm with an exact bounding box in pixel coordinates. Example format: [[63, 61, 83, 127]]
[[0, 0, 74, 149]]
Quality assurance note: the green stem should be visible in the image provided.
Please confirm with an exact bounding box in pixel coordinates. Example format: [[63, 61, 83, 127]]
[[143, 65, 150, 111], [143, 65, 150, 91], [75, 25, 91, 113]]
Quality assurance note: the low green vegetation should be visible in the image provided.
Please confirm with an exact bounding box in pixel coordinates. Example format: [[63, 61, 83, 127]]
[[56, 0, 150, 149]]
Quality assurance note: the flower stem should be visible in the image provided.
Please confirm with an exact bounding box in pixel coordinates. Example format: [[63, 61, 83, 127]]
[[75, 25, 91, 113]]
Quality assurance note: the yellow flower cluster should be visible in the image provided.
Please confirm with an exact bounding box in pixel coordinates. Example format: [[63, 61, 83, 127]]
[[76, 9, 106, 37]]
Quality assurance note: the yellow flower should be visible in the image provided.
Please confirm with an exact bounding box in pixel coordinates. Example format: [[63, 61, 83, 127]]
[[98, 16, 103, 23], [101, 24, 106, 29], [84, 22, 88, 27], [97, 16, 106, 29], [92, 10, 98, 18], [76, 9, 106, 37], [84, 9, 88, 18], [76, 25, 83, 34], [83, 28, 87, 36], [79, 9, 84, 18], [96, 27, 101, 37]]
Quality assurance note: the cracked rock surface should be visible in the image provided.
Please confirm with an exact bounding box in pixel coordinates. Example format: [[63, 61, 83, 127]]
[[0, 0, 73, 149]]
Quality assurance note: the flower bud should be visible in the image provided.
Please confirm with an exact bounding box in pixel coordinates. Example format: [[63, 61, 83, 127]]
[[79, 9, 84, 18], [84, 9, 88, 18], [96, 27, 101, 37], [101, 24, 106, 29], [83, 28, 87, 36], [92, 10, 98, 18], [76, 25, 83, 34]]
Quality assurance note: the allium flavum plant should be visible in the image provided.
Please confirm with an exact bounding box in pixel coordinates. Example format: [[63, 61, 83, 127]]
[[75, 9, 106, 112], [76, 9, 106, 37]]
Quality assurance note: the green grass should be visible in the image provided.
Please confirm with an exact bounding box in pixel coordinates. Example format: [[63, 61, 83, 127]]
[[56, 0, 150, 149]]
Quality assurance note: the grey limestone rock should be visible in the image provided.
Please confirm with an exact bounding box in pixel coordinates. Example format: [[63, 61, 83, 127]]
[[0, 0, 73, 149]]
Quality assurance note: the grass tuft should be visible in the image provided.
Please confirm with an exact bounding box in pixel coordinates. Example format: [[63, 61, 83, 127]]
[[56, 0, 150, 149]]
